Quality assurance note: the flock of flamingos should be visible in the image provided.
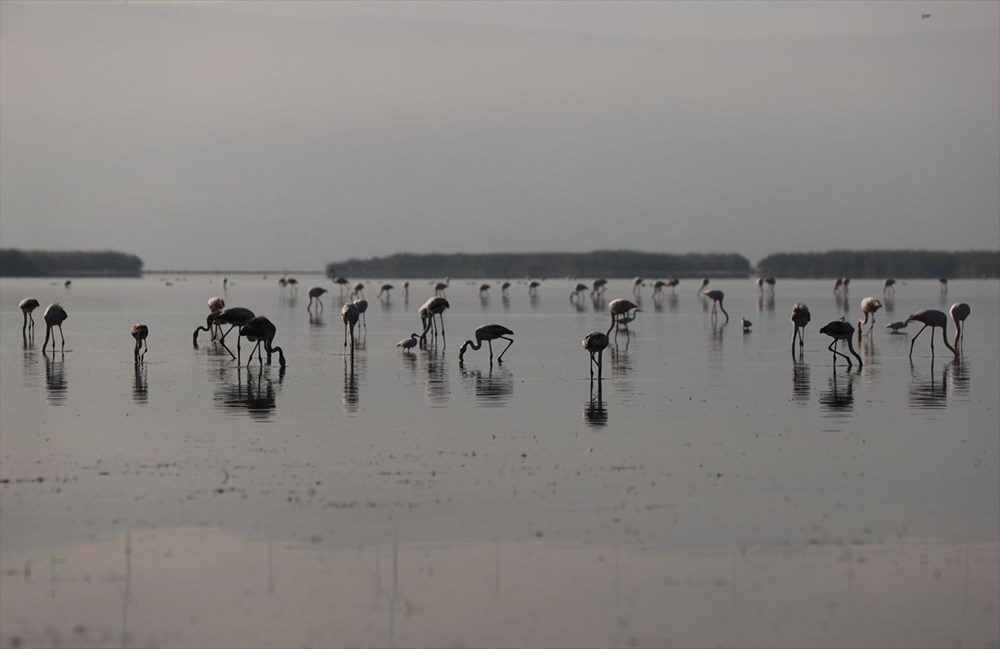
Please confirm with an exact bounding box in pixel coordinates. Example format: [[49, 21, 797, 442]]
[[16, 274, 970, 379]]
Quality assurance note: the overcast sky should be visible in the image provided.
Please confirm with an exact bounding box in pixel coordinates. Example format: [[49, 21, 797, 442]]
[[1, 0, 997, 270]]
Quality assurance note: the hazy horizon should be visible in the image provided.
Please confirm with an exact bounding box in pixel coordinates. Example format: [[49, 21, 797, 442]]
[[2, 1, 998, 271]]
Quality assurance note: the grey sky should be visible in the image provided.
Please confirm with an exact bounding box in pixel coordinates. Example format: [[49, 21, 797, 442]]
[[1, 0, 997, 270]]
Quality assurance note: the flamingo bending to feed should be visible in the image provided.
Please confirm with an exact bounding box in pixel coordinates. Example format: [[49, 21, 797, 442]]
[[857, 296, 883, 340], [458, 324, 514, 363], [341, 302, 360, 351], [19, 298, 40, 337], [193, 312, 222, 345], [352, 282, 365, 299], [354, 299, 369, 329], [608, 299, 640, 334], [949, 302, 970, 349], [790, 303, 811, 351], [378, 283, 394, 299], [819, 318, 862, 368], [570, 283, 588, 302], [214, 307, 256, 361], [240, 316, 285, 367], [131, 324, 149, 361], [702, 289, 729, 323], [906, 309, 957, 359], [307, 286, 328, 312], [582, 331, 610, 380], [42, 303, 68, 352]]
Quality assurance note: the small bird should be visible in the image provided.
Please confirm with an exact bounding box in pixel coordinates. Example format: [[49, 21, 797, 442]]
[[240, 316, 285, 367], [906, 309, 957, 358], [819, 318, 862, 367], [741, 317, 752, 332], [19, 297, 40, 338], [396, 333, 420, 353], [131, 324, 149, 362], [885, 321, 908, 334], [458, 324, 514, 364], [42, 303, 68, 352], [949, 302, 970, 349], [307, 286, 328, 312], [582, 331, 610, 380], [790, 303, 811, 350]]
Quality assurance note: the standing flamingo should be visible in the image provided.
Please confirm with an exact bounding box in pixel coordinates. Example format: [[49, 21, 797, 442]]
[[702, 289, 729, 323], [131, 324, 149, 362], [41, 303, 68, 352], [666, 276, 679, 293], [790, 303, 811, 351], [396, 333, 420, 353], [819, 318, 863, 367], [651, 280, 668, 299], [402, 281, 410, 300], [240, 316, 285, 367], [632, 277, 643, 298], [332, 277, 349, 297], [419, 296, 450, 345], [18, 298, 40, 338], [434, 278, 450, 296], [756, 277, 764, 293], [352, 282, 365, 299], [591, 278, 607, 298], [307, 286, 328, 312], [949, 302, 970, 349], [906, 309, 957, 358], [582, 331, 610, 380], [857, 296, 883, 340], [341, 302, 360, 351], [939, 277, 948, 294], [699, 278, 710, 293], [479, 284, 491, 299], [528, 280, 541, 296], [458, 324, 514, 364], [883, 278, 896, 298], [571, 283, 589, 302], [501, 281, 511, 298], [286, 277, 298, 293], [765, 276, 776, 293], [608, 299, 640, 334]]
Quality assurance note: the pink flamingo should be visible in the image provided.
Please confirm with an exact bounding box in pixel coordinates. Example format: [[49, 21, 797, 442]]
[[857, 296, 883, 340], [790, 303, 811, 351], [608, 298, 640, 334], [906, 309, 957, 359], [582, 331, 610, 380], [701, 289, 729, 323], [341, 302, 360, 351], [419, 296, 449, 345], [19, 298, 40, 338], [307, 286, 328, 312], [949, 302, 970, 349], [41, 303, 68, 352]]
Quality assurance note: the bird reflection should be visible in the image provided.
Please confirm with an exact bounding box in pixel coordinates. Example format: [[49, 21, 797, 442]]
[[908, 359, 947, 409], [309, 312, 324, 327], [343, 354, 362, 413], [819, 368, 855, 414], [948, 358, 970, 399], [42, 351, 68, 405], [424, 346, 450, 406], [132, 363, 148, 404], [461, 364, 513, 407], [583, 380, 608, 427], [609, 338, 634, 378], [214, 365, 282, 419], [791, 357, 810, 404]]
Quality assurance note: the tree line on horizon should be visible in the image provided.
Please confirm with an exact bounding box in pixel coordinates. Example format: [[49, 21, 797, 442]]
[[0, 249, 144, 277], [756, 250, 998, 279]]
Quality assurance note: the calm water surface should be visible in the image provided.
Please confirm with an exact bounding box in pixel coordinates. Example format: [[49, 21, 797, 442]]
[[1, 276, 998, 648]]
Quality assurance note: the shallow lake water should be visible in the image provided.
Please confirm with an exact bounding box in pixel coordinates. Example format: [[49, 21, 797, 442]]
[[1, 275, 998, 648]]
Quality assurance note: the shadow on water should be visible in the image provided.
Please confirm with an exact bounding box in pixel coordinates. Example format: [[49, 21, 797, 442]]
[[460, 364, 513, 408], [819, 367, 856, 415], [424, 345, 450, 406], [213, 365, 284, 420], [610, 334, 634, 378], [948, 358, 970, 399], [908, 359, 948, 409], [132, 363, 148, 404], [42, 351, 68, 405], [583, 379, 608, 428], [343, 353, 366, 414], [21, 346, 40, 388], [792, 356, 810, 404]]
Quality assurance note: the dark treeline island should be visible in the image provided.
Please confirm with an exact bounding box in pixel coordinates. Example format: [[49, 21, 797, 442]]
[[757, 250, 999, 279], [327, 251, 752, 279], [0, 249, 144, 277]]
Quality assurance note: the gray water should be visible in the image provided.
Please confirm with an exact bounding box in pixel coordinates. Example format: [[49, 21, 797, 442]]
[[1, 276, 998, 648]]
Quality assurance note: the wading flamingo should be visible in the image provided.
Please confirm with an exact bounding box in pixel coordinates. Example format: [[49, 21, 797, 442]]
[[307, 286, 328, 312], [341, 302, 360, 351], [131, 324, 149, 362], [582, 331, 610, 380], [857, 296, 883, 340], [458, 324, 514, 364], [790, 303, 811, 351], [214, 307, 256, 361], [419, 296, 450, 345], [19, 298, 40, 338], [906, 309, 957, 359], [42, 303, 68, 352], [702, 289, 729, 323], [608, 299, 640, 334], [949, 302, 970, 349], [240, 316, 285, 367], [820, 318, 862, 368]]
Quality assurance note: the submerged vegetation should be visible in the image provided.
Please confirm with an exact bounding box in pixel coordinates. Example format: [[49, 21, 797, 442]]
[[327, 251, 752, 279], [0, 249, 144, 277], [756, 250, 999, 279]]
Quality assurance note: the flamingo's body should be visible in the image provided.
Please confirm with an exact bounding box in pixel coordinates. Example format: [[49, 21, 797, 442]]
[[582, 331, 610, 380], [857, 296, 883, 340], [666, 276, 679, 293], [699, 278, 710, 293], [652, 280, 668, 298], [397, 333, 420, 353], [419, 297, 450, 345], [501, 281, 511, 297], [352, 282, 365, 299], [883, 278, 896, 298], [571, 283, 588, 302], [207, 296, 225, 313], [378, 283, 394, 299], [702, 289, 729, 323], [591, 278, 607, 298], [214, 307, 256, 360], [765, 276, 776, 292], [434, 278, 449, 296], [19, 297, 40, 337], [790, 303, 811, 350], [42, 303, 68, 352], [458, 324, 514, 363], [608, 299, 640, 334], [906, 309, 957, 358], [479, 284, 491, 298], [341, 302, 360, 350], [633, 277, 643, 297], [333, 277, 349, 296], [819, 319, 863, 367], [354, 298, 369, 329], [307, 286, 328, 312], [528, 281, 541, 296], [131, 324, 149, 361], [240, 316, 285, 367], [939, 277, 948, 294], [949, 302, 970, 349]]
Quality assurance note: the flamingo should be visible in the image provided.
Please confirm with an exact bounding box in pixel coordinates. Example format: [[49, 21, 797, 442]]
[[286, 277, 298, 293], [307, 286, 328, 312], [819, 318, 862, 367], [699, 278, 710, 293], [939, 277, 948, 294], [419, 296, 450, 345], [906, 309, 957, 358], [434, 278, 449, 296], [378, 283, 394, 300], [240, 316, 285, 367], [193, 312, 221, 345], [949, 302, 970, 349], [332, 277, 349, 297], [278, 277, 287, 288], [208, 296, 225, 313], [396, 333, 420, 353], [570, 283, 588, 302], [857, 296, 883, 340], [591, 278, 607, 298], [632, 277, 643, 297], [582, 331, 610, 380], [702, 289, 729, 323], [883, 278, 896, 298], [341, 302, 360, 350], [402, 281, 410, 300], [479, 284, 491, 298], [352, 282, 365, 299], [790, 303, 811, 351], [756, 277, 764, 293], [501, 281, 511, 297], [652, 280, 668, 299], [18, 298, 40, 338], [528, 280, 541, 296], [131, 324, 149, 362], [354, 298, 368, 330], [666, 276, 679, 293], [608, 299, 640, 334], [41, 303, 68, 352], [833, 277, 843, 294], [765, 276, 776, 293], [458, 324, 514, 364], [214, 307, 256, 361]]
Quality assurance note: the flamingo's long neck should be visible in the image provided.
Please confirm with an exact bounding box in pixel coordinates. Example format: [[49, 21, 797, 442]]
[[941, 325, 958, 357], [845, 336, 863, 367]]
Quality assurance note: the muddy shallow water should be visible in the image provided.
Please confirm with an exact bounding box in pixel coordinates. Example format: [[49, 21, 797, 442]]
[[1, 276, 998, 648]]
